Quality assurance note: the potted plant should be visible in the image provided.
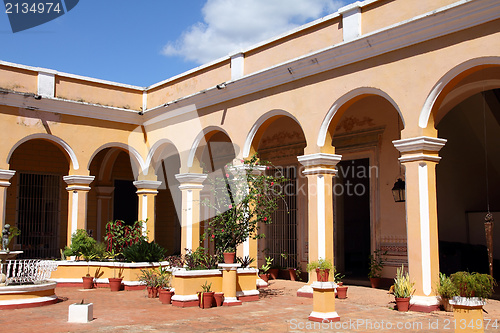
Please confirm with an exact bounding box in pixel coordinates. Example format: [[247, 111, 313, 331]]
[[259, 256, 273, 282], [306, 258, 333, 282], [280, 251, 302, 281], [199, 281, 214, 309], [107, 250, 123, 292], [202, 154, 286, 264], [64, 229, 99, 289], [237, 255, 255, 268], [449, 271, 496, 325], [335, 272, 348, 299], [157, 266, 174, 304], [436, 273, 458, 312], [139, 268, 158, 298], [368, 250, 387, 288], [391, 265, 415, 312]]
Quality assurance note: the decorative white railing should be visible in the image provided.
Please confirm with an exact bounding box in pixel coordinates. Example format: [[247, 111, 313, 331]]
[[3, 260, 58, 284]]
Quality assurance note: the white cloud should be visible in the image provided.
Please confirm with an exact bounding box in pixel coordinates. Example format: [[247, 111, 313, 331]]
[[162, 0, 346, 64]]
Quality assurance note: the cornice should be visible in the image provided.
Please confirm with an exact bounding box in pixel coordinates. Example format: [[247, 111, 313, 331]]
[[152, 0, 498, 114]]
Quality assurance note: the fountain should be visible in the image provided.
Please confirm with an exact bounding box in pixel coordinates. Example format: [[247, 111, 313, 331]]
[[0, 224, 58, 309]]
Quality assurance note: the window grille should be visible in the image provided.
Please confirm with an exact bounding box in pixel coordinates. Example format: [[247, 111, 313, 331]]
[[266, 166, 297, 268], [17, 173, 61, 259]]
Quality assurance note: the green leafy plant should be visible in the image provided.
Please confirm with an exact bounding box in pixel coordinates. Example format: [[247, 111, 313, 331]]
[[104, 219, 147, 255], [450, 271, 496, 299], [201, 281, 212, 292], [7, 226, 20, 247], [237, 255, 255, 268], [63, 229, 96, 259], [156, 265, 172, 290], [260, 256, 273, 274], [122, 240, 166, 263], [184, 247, 218, 270], [139, 268, 158, 287], [334, 272, 345, 284], [202, 154, 287, 256], [437, 273, 459, 299], [392, 265, 415, 298], [368, 250, 387, 278], [306, 258, 333, 272]]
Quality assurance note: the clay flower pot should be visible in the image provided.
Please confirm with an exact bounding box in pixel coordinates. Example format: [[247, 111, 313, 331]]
[[395, 297, 410, 312], [82, 276, 94, 289], [147, 286, 158, 298], [336, 285, 348, 299], [223, 252, 236, 264], [288, 268, 297, 281], [316, 268, 330, 282], [108, 277, 123, 292], [214, 292, 224, 307], [199, 292, 215, 309], [268, 268, 279, 280], [370, 277, 381, 288], [159, 289, 174, 304], [259, 273, 270, 283]]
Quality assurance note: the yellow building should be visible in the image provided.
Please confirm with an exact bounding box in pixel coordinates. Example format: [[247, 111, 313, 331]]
[[0, 0, 499, 312]]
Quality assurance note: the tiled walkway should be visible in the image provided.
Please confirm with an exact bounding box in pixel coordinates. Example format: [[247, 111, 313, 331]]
[[0, 280, 499, 332]]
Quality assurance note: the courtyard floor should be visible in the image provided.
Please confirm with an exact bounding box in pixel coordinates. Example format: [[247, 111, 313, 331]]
[[0, 280, 499, 332]]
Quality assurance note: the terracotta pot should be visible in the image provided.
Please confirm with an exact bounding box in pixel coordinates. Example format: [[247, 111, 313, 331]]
[[336, 285, 348, 299], [82, 276, 94, 289], [259, 273, 269, 283], [268, 268, 279, 280], [441, 297, 453, 312], [214, 292, 224, 307], [159, 289, 174, 304], [223, 252, 235, 264], [370, 277, 381, 288], [199, 291, 215, 309], [316, 268, 330, 282], [147, 286, 159, 298], [395, 297, 410, 312], [108, 277, 123, 292], [288, 268, 297, 281]]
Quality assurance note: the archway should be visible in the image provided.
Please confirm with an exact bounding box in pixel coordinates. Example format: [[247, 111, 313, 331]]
[[253, 115, 307, 271], [7, 139, 71, 258], [328, 93, 405, 280], [435, 76, 500, 279]]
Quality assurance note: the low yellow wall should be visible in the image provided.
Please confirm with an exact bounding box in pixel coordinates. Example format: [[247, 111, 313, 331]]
[[49, 261, 168, 283], [236, 268, 258, 291], [172, 270, 223, 295]]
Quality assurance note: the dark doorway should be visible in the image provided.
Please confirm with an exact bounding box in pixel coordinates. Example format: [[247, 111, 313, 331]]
[[113, 179, 138, 225], [336, 158, 371, 277]]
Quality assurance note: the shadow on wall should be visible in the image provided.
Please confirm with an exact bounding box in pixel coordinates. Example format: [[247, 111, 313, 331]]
[[439, 241, 497, 279]]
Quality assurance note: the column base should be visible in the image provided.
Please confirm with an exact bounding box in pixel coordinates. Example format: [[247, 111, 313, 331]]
[[171, 295, 199, 307], [308, 311, 340, 323], [410, 296, 440, 313], [223, 296, 242, 306], [297, 284, 313, 298]]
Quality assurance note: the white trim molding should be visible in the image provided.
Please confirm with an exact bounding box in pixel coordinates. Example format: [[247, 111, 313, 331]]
[[339, 1, 362, 42], [393, 136, 447, 164], [0, 169, 15, 187], [63, 175, 95, 187], [410, 295, 441, 307], [418, 162, 432, 296], [37, 71, 55, 98], [231, 52, 245, 81], [175, 173, 207, 190], [134, 180, 162, 193], [297, 153, 342, 175]]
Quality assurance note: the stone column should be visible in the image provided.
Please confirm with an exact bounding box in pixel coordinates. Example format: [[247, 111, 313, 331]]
[[308, 282, 340, 322], [0, 170, 15, 229], [393, 136, 447, 312], [95, 186, 114, 241], [297, 153, 342, 288], [175, 173, 207, 254], [219, 263, 242, 306], [63, 175, 95, 245], [133, 180, 162, 240]]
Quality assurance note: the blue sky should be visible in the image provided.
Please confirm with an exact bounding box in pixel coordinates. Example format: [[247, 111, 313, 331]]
[[0, 0, 352, 87]]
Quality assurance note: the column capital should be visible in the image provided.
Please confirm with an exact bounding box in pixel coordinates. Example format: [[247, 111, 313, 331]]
[[0, 170, 15, 187], [63, 175, 95, 191], [393, 136, 447, 163], [297, 153, 342, 175], [133, 180, 162, 195], [175, 173, 207, 190], [95, 186, 115, 197]]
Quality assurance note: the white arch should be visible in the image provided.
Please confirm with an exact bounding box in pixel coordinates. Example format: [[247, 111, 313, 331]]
[[242, 110, 302, 158], [87, 142, 146, 176], [317, 87, 403, 148], [7, 133, 79, 170], [187, 126, 231, 168], [419, 56, 500, 129], [146, 139, 179, 172]]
